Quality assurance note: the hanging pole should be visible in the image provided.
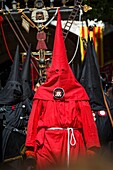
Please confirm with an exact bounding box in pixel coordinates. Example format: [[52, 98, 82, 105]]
[[101, 86, 113, 128], [3, 7, 39, 75]]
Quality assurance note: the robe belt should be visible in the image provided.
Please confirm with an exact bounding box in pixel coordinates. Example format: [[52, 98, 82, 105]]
[[13, 127, 26, 135], [47, 127, 76, 167], [4, 126, 26, 135]]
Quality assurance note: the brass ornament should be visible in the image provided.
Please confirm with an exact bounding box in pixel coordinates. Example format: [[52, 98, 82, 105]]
[[83, 4, 92, 13]]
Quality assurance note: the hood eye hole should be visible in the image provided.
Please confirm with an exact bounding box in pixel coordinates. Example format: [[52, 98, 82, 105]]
[[56, 69, 59, 72], [62, 69, 65, 72]]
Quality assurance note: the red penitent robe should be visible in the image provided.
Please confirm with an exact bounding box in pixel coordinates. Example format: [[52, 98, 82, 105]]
[[25, 98, 100, 169], [26, 8, 100, 170]]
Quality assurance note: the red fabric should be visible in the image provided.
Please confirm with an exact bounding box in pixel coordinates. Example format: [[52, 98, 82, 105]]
[[0, 16, 3, 26], [34, 9, 89, 101], [87, 150, 96, 156], [26, 150, 36, 159], [36, 31, 47, 50], [0, 16, 13, 62], [11, 105, 15, 110], [25, 9, 100, 169], [26, 100, 100, 169]]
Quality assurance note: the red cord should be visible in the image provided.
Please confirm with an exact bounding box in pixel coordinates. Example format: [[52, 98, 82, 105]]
[[26, 150, 36, 159], [0, 24, 13, 62]]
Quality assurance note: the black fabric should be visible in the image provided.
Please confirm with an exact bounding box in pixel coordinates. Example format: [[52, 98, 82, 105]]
[[3, 103, 25, 160], [0, 81, 22, 106], [2, 99, 32, 160], [0, 107, 5, 162], [0, 118, 3, 162], [79, 39, 105, 111], [70, 62, 80, 81], [95, 96, 113, 145], [0, 45, 33, 105], [21, 45, 33, 101], [1, 159, 24, 170], [79, 39, 113, 156], [7, 45, 21, 83], [0, 45, 23, 106], [0, 45, 33, 170], [4, 131, 25, 160], [96, 113, 113, 145]]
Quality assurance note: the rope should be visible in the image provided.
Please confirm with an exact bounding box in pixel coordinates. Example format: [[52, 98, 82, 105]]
[[4, 14, 27, 52], [10, 13, 28, 47], [67, 128, 76, 167], [4, 13, 39, 75], [8, 13, 40, 75], [3, 155, 23, 163], [0, 23, 13, 62], [44, 8, 58, 28], [68, 8, 83, 64], [101, 86, 113, 127]]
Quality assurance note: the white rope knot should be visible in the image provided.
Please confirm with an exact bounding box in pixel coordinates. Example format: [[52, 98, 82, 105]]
[[67, 128, 76, 167], [68, 128, 76, 146]]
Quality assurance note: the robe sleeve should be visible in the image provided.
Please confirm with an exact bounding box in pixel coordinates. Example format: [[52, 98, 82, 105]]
[[25, 99, 43, 148], [78, 101, 100, 150]]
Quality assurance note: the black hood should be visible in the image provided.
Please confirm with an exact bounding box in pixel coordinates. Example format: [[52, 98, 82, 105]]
[[79, 39, 105, 111], [21, 44, 33, 100], [0, 45, 23, 106]]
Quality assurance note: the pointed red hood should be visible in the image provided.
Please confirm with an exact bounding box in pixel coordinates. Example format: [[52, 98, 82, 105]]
[[34, 9, 89, 101]]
